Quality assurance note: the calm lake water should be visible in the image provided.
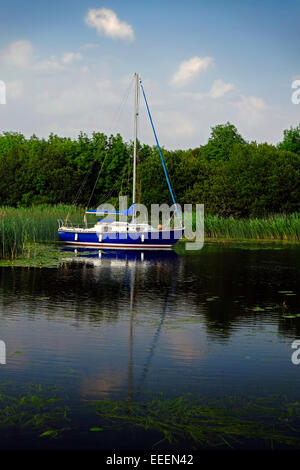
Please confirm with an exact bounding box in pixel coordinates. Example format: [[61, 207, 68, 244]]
[[0, 242, 300, 450]]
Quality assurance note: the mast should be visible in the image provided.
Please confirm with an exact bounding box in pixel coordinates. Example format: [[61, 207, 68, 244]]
[[140, 80, 182, 223], [132, 73, 139, 222]]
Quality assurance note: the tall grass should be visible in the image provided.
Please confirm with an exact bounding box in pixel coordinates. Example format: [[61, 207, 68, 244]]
[[0, 206, 299, 260], [202, 213, 300, 241], [0, 205, 84, 259]]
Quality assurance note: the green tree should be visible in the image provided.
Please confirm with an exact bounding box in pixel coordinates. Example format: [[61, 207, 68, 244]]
[[278, 125, 300, 155], [201, 122, 246, 161]]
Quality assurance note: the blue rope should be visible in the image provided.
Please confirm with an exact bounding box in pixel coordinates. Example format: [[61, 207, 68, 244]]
[[140, 80, 181, 220]]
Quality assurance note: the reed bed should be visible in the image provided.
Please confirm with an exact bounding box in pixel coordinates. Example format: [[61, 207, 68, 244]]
[[202, 213, 300, 241], [0, 206, 299, 261], [0, 205, 84, 259]]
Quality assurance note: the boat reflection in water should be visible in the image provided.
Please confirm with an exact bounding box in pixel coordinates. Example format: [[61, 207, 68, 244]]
[[61, 246, 181, 402], [61, 246, 180, 266]]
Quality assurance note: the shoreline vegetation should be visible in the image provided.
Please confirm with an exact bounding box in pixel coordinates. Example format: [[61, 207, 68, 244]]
[[0, 121, 299, 263], [0, 205, 299, 263], [0, 123, 299, 218]]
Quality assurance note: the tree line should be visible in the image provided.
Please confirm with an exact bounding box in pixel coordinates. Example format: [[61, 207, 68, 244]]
[[0, 122, 299, 217]]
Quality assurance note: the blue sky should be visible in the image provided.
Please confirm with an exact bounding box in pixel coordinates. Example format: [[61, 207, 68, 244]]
[[0, 0, 299, 148]]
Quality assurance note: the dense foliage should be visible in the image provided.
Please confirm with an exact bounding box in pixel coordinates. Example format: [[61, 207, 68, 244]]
[[0, 122, 299, 217]]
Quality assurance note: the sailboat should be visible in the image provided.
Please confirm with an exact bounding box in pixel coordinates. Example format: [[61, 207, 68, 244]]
[[58, 74, 184, 250]]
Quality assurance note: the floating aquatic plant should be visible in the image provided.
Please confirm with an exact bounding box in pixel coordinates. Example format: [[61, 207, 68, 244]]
[[0, 243, 76, 268], [88, 394, 300, 449], [0, 383, 70, 439]]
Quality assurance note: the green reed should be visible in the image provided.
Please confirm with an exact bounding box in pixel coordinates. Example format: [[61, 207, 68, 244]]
[[195, 213, 300, 241], [0, 207, 299, 260], [0, 204, 84, 260]]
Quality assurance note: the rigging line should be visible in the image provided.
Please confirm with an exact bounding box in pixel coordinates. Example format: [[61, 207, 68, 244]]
[[86, 152, 108, 209], [64, 160, 98, 224], [119, 158, 131, 196], [71, 160, 96, 206], [65, 76, 135, 220], [135, 279, 177, 399], [93, 162, 130, 208], [119, 161, 132, 197], [94, 187, 115, 208], [119, 164, 126, 196], [86, 76, 135, 209], [106, 75, 135, 138], [139, 79, 181, 221]]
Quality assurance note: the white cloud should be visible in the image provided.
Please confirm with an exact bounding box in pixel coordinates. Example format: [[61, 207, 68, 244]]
[[241, 95, 266, 110], [34, 77, 119, 116], [156, 111, 195, 139], [33, 56, 65, 73], [234, 94, 267, 128], [0, 40, 290, 150], [170, 56, 214, 88], [236, 94, 266, 113], [6, 80, 24, 98], [1, 40, 84, 74], [1, 40, 34, 67], [179, 78, 234, 101], [34, 51, 83, 73], [85, 8, 134, 41], [208, 79, 234, 98], [61, 52, 83, 65]]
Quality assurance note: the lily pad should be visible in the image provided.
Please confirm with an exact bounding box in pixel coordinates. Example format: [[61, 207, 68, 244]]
[[206, 296, 220, 302], [40, 429, 59, 438], [90, 427, 103, 432]]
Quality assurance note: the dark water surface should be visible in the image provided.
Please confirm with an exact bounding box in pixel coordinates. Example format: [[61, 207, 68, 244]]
[[0, 242, 300, 450]]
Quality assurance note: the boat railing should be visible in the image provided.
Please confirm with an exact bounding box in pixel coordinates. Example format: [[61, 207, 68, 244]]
[[57, 219, 95, 229]]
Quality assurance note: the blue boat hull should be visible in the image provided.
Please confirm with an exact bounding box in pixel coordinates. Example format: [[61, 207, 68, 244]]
[[58, 229, 184, 249]]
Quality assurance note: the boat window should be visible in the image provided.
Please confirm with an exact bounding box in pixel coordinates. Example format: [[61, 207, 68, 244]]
[[103, 226, 109, 232]]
